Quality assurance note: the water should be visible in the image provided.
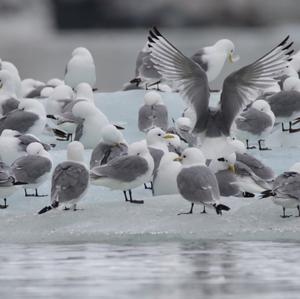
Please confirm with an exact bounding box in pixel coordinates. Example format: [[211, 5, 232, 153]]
[[0, 241, 299, 299]]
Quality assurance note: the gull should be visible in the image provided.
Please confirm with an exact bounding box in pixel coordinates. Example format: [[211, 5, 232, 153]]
[[90, 141, 154, 204], [38, 141, 89, 214], [64, 47, 96, 89], [234, 100, 275, 150], [261, 162, 300, 218], [148, 27, 293, 159], [176, 147, 230, 215], [138, 91, 168, 133], [90, 124, 128, 169], [12, 142, 52, 197]]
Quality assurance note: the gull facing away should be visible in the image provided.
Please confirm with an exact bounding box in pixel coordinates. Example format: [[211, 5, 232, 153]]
[[176, 148, 230, 215], [38, 141, 89, 214], [64, 47, 96, 89], [11, 142, 52, 197], [90, 141, 154, 204], [234, 100, 275, 150], [138, 91, 168, 133], [148, 27, 293, 159], [261, 163, 300, 218]]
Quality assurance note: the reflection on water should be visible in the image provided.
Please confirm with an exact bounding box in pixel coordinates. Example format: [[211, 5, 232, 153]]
[[0, 241, 299, 299]]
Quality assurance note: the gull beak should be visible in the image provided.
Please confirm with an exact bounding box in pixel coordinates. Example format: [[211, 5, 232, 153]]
[[228, 52, 240, 63], [174, 157, 183, 162], [163, 134, 175, 140], [228, 164, 236, 173]]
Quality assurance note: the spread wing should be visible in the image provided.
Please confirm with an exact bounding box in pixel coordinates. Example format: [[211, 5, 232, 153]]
[[220, 36, 293, 135], [148, 27, 210, 133]]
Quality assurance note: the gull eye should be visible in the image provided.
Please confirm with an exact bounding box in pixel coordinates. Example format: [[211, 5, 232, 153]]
[[218, 157, 225, 162], [158, 133, 161, 136], [183, 155, 186, 158]]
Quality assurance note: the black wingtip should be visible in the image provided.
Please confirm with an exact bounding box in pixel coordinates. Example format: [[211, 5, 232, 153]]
[[279, 35, 290, 46], [287, 50, 294, 56], [282, 41, 294, 51], [38, 206, 52, 214], [288, 58, 293, 62], [153, 26, 161, 36], [149, 30, 158, 40], [148, 36, 155, 44], [214, 204, 230, 215]]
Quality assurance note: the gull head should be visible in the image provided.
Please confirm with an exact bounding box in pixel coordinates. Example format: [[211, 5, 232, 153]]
[[26, 142, 44, 156], [101, 124, 125, 145], [50, 85, 74, 101], [146, 127, 172, 146], [72, 101, 96, 118], [252, 100, 272, 113], [179, 147, 206, 167], [144, 91, 163, 106], [283, 77, 300, 92], [128, 140, 149, 158], [75, 82, 94, 102], [67, 141, 85, 162], [72, 47, 93, 58], [215, 39, 239, 63], [289, 162, 300, 173], [0, 69, 15, 92], [175, 117, 192, 131]]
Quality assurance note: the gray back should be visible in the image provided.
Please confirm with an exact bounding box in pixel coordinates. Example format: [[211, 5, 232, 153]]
[[215, 169, 240, 197], [1, 98, 20, 115], [51, 161, 89, 203], [190, 49, 209, 72]]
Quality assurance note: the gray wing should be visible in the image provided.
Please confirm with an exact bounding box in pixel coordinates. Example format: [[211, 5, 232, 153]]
[[0, 161, 14, 187], [136, 49, 161, 80], [25, 85, 45, 98], [90, 143, 128, 168], [138, 105, 155, 132], [74, 121, 84, 141], [51, 161, 89, 204], [266, 90, 300, 118], [215, 169, 240, 197], [177, 166, 220, 203], [220, 36, 293, 135], [148, 27, 210, 133], [148, 147, 164, 173], [17, 134, 51, 151], [0, 110, 39, 134], [91, 155, 148, 182], [1, 98, 20, 115], [190, 49, 208, 72], [235, 161, 270, 189], [153, 104, 168, 131], [235, 107, 273, 134], [12, 155, 52, 183], [274, 172, 300, 199], [236, 152, 275, 181]]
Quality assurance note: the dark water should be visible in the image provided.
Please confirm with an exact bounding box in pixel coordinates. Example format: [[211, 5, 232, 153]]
[[0, 241, 299, 299]]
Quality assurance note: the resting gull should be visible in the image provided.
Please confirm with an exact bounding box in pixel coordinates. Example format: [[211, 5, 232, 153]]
[[261, 162, 300, 218], [12, 142, 52, 197], [176, 147, 230, 215], [64, 47, 96, 89], [38, 141, 89, 214], [138, 91, 168, 133], [90, 141, 154, 204], [148, 27, 293, 159], [90, 124, 128, 169]]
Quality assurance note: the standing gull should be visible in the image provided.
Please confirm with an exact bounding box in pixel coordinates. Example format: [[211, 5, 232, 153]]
[[64, 47, 96, 89], [90, 124, 128, 169], [176, 148, 230, 215], [148, 27, 293, 159], [38, 141, 89, 214], [12, 142, 52, 197], [261, 163, 300, 218], [234, 100, 275, 150], [138, 91, 168, 133], [90, 141, 154, 204]]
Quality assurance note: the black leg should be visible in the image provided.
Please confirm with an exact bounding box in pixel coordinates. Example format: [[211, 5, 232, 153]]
[[24, 189, 35, 197], [0, 198, 8, 209], [296, 205, 300, 217], [34, 189, 48, 197], [201, 206, 207, 214], [258, 139, 271, 151], [64, 206, 70, 211], [246, 140, 256, 150], [243, 192, 255, 198], [128, 189, 144, 204], [178, 203, 194, 215], [123, 190, 129, 202], [289, 122, 300, 133], [281, 207, 292, 218], [67, 134, 73, 141], [281, 123, 289, 132]]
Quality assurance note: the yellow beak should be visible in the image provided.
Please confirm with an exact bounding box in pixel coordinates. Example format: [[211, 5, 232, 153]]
[[163, 134, 175, 140], [228, 52, 240, 63], [174, 157, 183, 162], [228, 164, 236, 173]]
